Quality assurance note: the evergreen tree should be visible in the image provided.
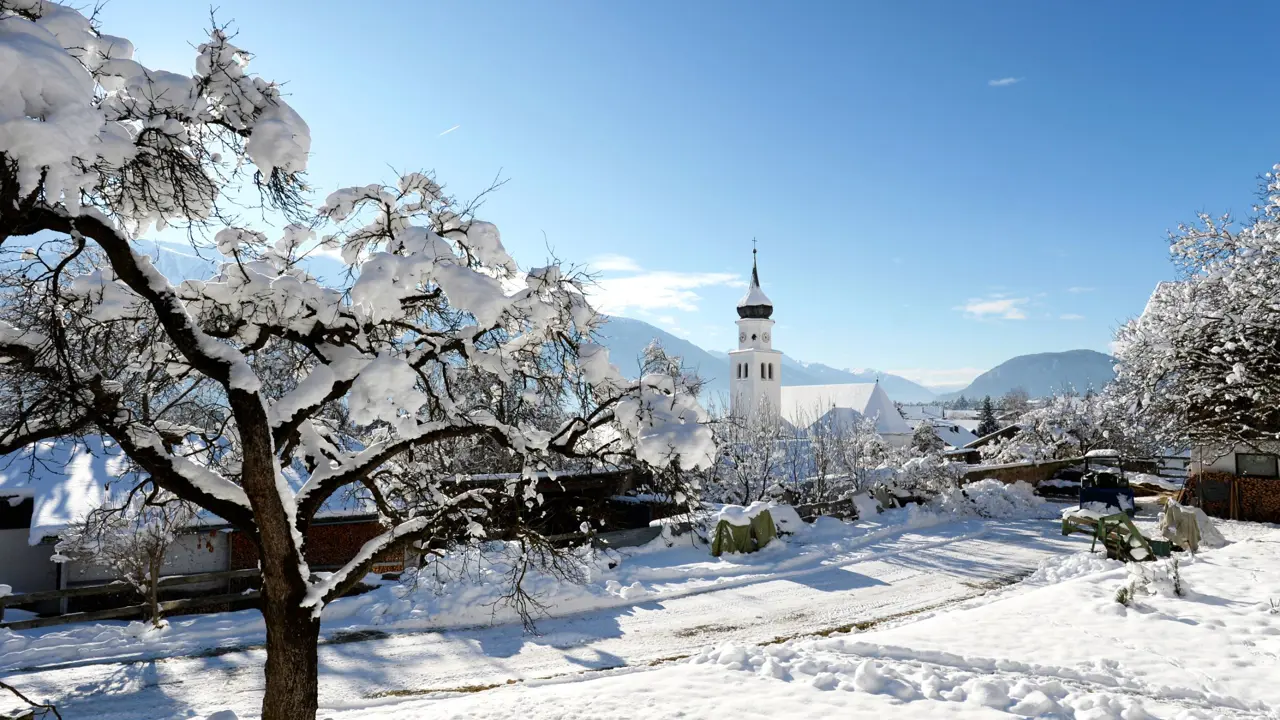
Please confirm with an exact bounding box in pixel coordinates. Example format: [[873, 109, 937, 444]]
[[977, 396, 1000, 436], [912, 421, 945, 454]]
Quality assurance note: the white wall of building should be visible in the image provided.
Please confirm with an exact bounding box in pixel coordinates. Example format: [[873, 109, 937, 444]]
[[63, 530, 230, 588], [0, 529, 58, 593], [729, 316, 782, 421], [1190, 443, 1280, 476]]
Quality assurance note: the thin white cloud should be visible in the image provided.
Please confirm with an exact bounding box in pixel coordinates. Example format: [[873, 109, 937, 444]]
[[437, 124, 461, 137], [588, 259, 745, 315], [956, 296, 1028, 320], [1060, 313, 1085, 321], [888, 367, 986, 388], [1067, 286, 1094, 294], [988, 77, 1022, 87], [589, 253, 643, 273]]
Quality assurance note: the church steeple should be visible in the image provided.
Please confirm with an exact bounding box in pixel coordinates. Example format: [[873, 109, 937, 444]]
[[730, 241, 781, 422], [737, 243, 774, 319]]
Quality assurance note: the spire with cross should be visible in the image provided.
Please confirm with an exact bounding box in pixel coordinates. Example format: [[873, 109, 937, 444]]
[[738, 239, 773, 318]]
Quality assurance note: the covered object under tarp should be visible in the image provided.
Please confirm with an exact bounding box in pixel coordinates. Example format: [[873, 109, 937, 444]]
[[709, 503, 777, 557]]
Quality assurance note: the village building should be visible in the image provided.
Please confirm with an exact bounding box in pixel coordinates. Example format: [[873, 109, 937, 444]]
[[728, 250, 913, 447]]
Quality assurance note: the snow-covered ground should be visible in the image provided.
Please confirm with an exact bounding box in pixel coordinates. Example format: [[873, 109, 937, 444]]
[[5, 493, 1275, 719]]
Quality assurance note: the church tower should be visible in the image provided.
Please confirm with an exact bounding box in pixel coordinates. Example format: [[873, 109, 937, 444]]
[[729, 247, 781, 421]]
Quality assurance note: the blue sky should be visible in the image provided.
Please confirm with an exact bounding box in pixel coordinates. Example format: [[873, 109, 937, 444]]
[[105, 1, 1280, 388]]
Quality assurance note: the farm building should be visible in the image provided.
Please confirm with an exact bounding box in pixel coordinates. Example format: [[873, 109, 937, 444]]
[[1184, 443, 1280, 523]]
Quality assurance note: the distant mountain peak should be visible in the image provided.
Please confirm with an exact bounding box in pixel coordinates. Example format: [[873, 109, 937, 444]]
[[940, 349, 1115, 400]]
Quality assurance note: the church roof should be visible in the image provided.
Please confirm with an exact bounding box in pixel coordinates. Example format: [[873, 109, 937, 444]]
[[780, 383, 913, 436], [737, 251, 773, 319]]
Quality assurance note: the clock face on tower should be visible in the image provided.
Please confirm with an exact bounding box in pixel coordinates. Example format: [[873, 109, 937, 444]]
[[763, 332, 770, 342], [739, 332, 745, 342]]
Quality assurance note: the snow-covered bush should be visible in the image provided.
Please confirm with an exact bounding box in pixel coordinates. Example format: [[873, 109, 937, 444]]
[[1116, 558, 1187, 606], [930, 479, 1058, 520], [886, 454, 965, 500], [707, 405, 889, 507], [979, 391, 1158, 464]]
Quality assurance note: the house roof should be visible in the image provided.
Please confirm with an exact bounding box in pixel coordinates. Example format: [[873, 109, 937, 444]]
[[962, 423, 1022, 450], [780, 382, 912, 435], [906, 418, 979, 449], [899, 405, 945, 421], [0, 438, 377, 545], [0, 438, 121, 545]]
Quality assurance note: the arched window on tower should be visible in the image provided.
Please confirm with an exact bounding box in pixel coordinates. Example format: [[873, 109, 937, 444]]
[[760, 362, 766, 379], [768, 363, 774, 380], [735, 364, 740, 379]]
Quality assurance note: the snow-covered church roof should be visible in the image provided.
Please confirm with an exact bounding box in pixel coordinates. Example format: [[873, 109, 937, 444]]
[[737, 251, 773, 319], [779, 383, 913, 436]]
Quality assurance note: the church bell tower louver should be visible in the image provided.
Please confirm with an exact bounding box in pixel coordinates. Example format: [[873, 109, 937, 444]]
[[729, 244, 781, 422]]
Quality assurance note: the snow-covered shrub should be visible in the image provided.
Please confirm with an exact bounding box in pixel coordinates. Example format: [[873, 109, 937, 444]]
[[1116, 558, 1187, 606], [930, 479, 1058, 520], [888, 454, 965, 500], [708, 405, 888, 507]]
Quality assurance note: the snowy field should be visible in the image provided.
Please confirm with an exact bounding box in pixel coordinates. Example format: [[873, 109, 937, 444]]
[[4, 496, 1278, 719]]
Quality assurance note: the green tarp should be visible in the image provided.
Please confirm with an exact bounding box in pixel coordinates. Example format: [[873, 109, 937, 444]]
[[710, 509, 775, 557]]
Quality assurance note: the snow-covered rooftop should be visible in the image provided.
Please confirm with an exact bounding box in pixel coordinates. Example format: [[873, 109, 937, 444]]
[[780, 383, 913, 436], [906, 418, 979, 449], [0, 438, 377, 545], [736, 253, 773, 318], [736, 282, 772, 310], [0, 438, 124, 545]]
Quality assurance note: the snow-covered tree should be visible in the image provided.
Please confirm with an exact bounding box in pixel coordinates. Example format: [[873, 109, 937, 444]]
[[999, 387, 1031, 416], [773, 405, 888, 505], [709, 398, 786, 504], [976, 396, 1000, 436], [0, 5, 713, 718], [55, 487, 197, 628], [911, 421, 945, 454], [1113, 164, 1280, 456], [979, 391, 1159, 464]]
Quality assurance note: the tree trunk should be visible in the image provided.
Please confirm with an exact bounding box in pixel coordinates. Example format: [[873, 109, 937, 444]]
[[230, 392, 321, 720], [148, 555, 161, 628], [259, 587, 321, 720]]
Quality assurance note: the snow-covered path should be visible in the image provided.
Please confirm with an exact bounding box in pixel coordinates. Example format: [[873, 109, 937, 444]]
[[5, 519, 1088, 719]]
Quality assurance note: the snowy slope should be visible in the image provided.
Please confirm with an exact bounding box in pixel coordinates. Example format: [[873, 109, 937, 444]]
[[940, 350, 1116, 400]]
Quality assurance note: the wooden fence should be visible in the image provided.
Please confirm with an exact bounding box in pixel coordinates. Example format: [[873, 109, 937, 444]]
[[1, 523, 689, 631], [0, 568, 263, 631]]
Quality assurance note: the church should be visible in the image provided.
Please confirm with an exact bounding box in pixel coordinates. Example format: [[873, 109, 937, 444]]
[[729, 251, 914, 447]]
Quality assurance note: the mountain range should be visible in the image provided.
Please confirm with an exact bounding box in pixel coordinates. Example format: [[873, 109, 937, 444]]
[[936, 349, 1117, 401], [597, 316, 938, 402], [597, 317, 1118, 404], [138, 240, 1115, 404]]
